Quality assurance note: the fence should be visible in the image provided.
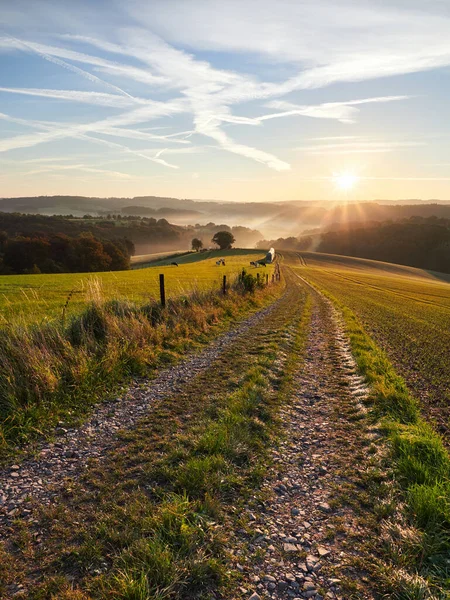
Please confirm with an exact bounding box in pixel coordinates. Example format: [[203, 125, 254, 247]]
[[157, 264, 281, 307]]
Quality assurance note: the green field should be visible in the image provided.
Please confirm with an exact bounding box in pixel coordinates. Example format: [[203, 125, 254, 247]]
[[288, 250, 450, 436], [0, 249, 273, 325]]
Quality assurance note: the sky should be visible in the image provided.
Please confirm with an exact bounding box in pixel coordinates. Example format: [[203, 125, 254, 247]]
[[1, 0, 450, 202]]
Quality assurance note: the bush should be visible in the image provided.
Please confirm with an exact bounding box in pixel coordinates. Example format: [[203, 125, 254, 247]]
[[234, 269, 263, 293]]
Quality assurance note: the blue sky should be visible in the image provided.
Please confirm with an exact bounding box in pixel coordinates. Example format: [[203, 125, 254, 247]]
[[1, 0, 450, 201]]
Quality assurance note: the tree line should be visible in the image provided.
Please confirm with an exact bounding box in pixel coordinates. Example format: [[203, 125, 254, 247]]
[[318, 219, 450, 273], [0, 232, 134, 275], [257, 217, 450, 274]]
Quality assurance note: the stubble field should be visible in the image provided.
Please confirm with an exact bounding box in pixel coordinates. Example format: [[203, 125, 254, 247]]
[[289, 250, 450, 437]]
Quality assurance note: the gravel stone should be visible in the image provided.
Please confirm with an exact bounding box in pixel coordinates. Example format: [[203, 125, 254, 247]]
[[225, 282, 375, 599]]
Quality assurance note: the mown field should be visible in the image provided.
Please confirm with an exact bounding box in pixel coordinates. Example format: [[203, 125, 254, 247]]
[[0, 249, 272, 325], [288, 250, 450, 437]]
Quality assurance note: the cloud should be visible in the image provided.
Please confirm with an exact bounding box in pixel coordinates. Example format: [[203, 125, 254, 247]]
[[0, 87, 141, 108], [0, 36, 168, 89], [261, 96, 411, 124], [23, 163, 133, 179], [130, 0, 450, 85], [1, 1, 446, 174], [296, 140, 426, 155], [0, 99, 189, 155]]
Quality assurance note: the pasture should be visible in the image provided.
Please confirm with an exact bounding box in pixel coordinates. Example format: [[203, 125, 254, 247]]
[[289, 250, 450, 435], [0, 249, 273, 325]]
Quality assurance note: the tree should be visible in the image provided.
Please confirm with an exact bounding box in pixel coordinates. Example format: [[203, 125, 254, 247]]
[[211, 231, 235, 250], [3, 237, 51, 274], [103, 241, 130, 270], [191, 238, 203, 252]]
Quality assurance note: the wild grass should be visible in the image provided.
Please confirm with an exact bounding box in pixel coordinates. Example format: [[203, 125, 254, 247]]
[[0, 271, 279, 460], [294, 263, 450, 597]]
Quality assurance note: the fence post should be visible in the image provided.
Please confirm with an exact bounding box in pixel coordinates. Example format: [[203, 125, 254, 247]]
[[266, 274, 269, 286], [159, 273, 166, 307], [256, 273, 260, 285], [222, 274, 227, 295], [272, 273, 275, 284]]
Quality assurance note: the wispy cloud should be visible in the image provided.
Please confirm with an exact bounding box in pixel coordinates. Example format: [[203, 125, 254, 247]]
[[0, 87, 142, 108], [23, 163, 133, 179], [1, 0, 448, 178], [296, 141, 426, 155], [261, 96, 411, 124]]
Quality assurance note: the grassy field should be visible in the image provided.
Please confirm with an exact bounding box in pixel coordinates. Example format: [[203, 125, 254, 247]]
[[0, 249, 272, 325], [288, 251, 450, 438]]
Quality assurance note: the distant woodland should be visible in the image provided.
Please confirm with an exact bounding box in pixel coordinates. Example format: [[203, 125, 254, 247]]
[[262, 217, 450, 274], [2, 196, 450, 239], [318, 218, 450, 273], [0, 212, 262, 274]]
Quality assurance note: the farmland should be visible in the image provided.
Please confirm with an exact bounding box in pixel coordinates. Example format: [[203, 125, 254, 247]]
[[289, 251, 450, 437], [0, 249, 448, 599], [0, 249, 272, 325]]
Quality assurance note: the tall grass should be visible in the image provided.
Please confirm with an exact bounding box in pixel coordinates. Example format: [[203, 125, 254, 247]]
[[0, 274, 278, 458]]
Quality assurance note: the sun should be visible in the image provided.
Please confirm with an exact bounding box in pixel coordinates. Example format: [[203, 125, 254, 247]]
[[333, 172, 359, 191]]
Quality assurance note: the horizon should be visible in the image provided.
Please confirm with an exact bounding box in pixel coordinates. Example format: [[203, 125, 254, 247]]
[[2, 1, 450, 202], [2, 195, 450, 206]]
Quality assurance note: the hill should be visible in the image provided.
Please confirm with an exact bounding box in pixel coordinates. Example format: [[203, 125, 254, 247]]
[[3, 196, 450, 239], [0, 212, 263, 257], [317, 218, 450, 273]]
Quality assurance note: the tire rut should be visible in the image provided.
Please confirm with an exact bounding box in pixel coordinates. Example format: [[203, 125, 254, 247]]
[[229, 280, 376, 600]]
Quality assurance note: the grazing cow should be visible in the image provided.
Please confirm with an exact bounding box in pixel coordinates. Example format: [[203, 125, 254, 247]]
[[250, 261, 257, 267], [258, 261, 267, 267], [171, 262, 179, 267], [216, 259, 225, 266]]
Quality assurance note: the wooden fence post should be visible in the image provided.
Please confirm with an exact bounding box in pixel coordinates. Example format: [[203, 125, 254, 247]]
[[256, 273, 260, 285], [266, 274, 269, 286], [222, 274, 227, 295], [159, 273, 166, 307], [272, 273, 275, 284]]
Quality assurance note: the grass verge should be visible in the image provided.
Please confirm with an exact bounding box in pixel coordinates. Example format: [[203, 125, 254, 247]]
[[299, 274, 450, 598], [0, 274, 281, 461]]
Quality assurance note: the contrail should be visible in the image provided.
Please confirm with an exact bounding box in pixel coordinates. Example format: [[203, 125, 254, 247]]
[[8, 36, 134, 99]]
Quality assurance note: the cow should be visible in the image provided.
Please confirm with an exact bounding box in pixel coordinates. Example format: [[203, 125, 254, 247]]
[[171, 262, 179, 267]]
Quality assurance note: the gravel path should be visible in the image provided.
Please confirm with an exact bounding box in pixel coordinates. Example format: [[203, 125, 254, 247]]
[[0, 297, 282, 532], [229, 282, 375, 600]]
